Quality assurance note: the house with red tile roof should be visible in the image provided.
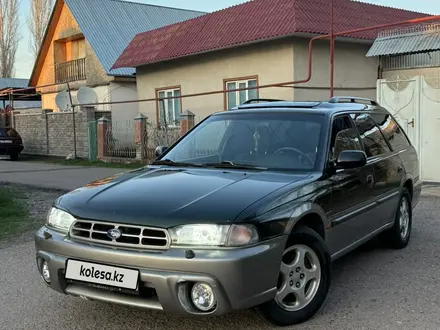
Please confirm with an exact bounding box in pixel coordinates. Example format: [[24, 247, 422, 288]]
[[112, 0, 429, 126]]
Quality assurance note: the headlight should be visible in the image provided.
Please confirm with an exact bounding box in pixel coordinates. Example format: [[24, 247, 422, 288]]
[[46, 207, 76, 233], [169, 224, 259, 247]]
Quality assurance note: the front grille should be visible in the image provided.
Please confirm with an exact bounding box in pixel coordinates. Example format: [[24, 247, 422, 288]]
[[70, 220, 170, 250]]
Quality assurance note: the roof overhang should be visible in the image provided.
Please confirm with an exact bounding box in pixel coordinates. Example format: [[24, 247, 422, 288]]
[[367, 23, 440, 57], [115, 32, 375, 70]]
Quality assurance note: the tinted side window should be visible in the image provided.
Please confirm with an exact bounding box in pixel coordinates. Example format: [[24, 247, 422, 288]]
[[329, 115, 363, 161], [351, 114, 391, 158], [370, 114, 410, 151]]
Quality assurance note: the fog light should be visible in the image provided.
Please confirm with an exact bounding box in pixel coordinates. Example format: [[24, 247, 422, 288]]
[[191, 283, 216, 311], [41, 261, 51, 283]]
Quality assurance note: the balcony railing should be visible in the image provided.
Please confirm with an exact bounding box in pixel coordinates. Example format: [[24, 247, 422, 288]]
[[55, 58, 87, 83]]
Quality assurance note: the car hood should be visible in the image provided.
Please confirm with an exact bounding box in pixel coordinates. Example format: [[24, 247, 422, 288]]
[[56, 167, 311, 228]]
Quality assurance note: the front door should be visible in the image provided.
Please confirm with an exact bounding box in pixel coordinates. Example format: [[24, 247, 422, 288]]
[[325, 115, 376, 255]]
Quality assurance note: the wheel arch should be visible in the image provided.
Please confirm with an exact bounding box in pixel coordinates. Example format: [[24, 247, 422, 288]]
[[403, 178, 413, 200], [285, 203, 328, 241]]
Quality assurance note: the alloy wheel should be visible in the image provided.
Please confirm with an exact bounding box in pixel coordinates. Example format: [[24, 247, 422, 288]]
[[399, 196, 410, 240], [275, 244, 321, 312]]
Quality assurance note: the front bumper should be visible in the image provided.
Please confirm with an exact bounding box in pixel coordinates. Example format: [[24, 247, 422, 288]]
[[35, 227, 287, 316]]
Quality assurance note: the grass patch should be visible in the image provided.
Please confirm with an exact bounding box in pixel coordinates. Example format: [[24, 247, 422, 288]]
[[0, 187, 30, 240], [22, 156, 144, 169]]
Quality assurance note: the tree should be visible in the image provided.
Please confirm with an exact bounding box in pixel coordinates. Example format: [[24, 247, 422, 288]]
[[28, 0, 53, 59], [0, 0, 20, 78]]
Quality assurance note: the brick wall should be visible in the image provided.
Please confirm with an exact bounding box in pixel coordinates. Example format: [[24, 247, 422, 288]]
[[12, 107, 96, 158]]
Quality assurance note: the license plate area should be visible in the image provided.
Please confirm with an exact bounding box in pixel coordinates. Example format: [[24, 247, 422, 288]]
[[65, 259, 140, 291], [0, 140, 12, 144]]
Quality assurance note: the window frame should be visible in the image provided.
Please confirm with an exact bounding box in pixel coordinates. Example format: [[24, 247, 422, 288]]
[[327, 114, 364, 164], [223, 75, 259, 110], [155, 85, 182, 128]]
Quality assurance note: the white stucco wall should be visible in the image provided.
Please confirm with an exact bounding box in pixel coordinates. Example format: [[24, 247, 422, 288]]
[[134, 37, 380, 123], [108, 81, 138, 122], [135, 39, 295, 123]]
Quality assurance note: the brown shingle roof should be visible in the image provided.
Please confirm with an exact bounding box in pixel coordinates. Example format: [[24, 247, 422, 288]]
[[112, 0, 429, 69]]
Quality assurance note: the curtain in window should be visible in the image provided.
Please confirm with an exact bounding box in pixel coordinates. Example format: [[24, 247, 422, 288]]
[[248, 80, 258, 100], [174, 90, 181, 124], [158, 91, 166, 125], [167, 91, 174, 125], [227, 82, 236, 109], [239, 82, 247, 104]]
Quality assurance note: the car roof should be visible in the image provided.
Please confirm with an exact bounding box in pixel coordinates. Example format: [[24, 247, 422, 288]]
[[214, 96, 391, 117]]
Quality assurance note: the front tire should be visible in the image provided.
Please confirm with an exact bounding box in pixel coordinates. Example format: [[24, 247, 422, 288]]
[[257, 226, 331, 326], [381, 187, 412, 249]]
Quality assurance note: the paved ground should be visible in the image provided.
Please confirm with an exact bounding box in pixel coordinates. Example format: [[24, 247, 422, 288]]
[[1, 191, 440, 329], [0, 159, 126, 191]]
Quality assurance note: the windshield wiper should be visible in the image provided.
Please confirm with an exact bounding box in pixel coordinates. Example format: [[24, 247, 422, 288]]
[[151, 159, 202, 167], [202, 161, 266, 170]]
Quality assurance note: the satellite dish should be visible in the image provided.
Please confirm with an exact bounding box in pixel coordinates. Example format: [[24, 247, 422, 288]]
[[55, 91, 71, 112], [77, 87, 98, 105]]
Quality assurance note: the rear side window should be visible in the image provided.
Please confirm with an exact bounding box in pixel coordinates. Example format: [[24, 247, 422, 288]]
[[351, 113, 391, 158], [0, 128, 19, 137], [370, 114, 410, 151]]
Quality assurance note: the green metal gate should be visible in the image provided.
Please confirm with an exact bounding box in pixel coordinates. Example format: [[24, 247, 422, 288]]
[[88, 121, 98, 161]]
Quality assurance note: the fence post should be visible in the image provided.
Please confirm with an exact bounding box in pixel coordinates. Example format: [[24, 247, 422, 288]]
[[180, 110, 195, 137], [42, 109, 53, 155], [97, 116, 110, 160], [134, 114, 147, 160]]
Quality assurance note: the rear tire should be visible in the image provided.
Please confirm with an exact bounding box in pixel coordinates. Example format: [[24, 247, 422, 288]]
[[381, 187, 412, 249], [257, 226, 331, 326], [9, 152, 19, 161]]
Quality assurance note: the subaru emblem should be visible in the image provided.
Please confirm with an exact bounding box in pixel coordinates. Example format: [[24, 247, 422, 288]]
[[107, 228, 122, 240]]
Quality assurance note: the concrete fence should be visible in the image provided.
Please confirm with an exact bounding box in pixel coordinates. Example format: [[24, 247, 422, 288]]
[[10, 106, 198, 162], [12, 107, 98, 158]]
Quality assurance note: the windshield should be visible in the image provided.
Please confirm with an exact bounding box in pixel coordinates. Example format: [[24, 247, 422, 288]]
[[161, 112, 325, 171]]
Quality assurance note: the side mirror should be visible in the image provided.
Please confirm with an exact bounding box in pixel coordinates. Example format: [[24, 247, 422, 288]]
[[335, 150, 367, 169], [155, 146, 168, 158]]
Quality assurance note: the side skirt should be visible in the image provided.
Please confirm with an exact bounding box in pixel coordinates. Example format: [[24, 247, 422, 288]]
[[330, 222, 394, 261]]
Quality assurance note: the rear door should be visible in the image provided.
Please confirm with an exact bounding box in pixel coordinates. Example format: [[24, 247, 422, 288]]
[[352, 113, 404, 229], [326, 114, 376, 254], [370, 113, 407, 223]]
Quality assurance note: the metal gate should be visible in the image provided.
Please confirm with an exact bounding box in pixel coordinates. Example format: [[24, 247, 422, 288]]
[[88, 121, 98, 161], [377, 73, 440, 182]]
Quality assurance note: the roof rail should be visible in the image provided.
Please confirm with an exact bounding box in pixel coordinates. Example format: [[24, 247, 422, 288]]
[[241, 98, 284, 104], [328, 96, 378, 106]]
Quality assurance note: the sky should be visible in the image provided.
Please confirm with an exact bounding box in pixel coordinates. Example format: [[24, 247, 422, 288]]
[[15, 0, 440, 80]]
